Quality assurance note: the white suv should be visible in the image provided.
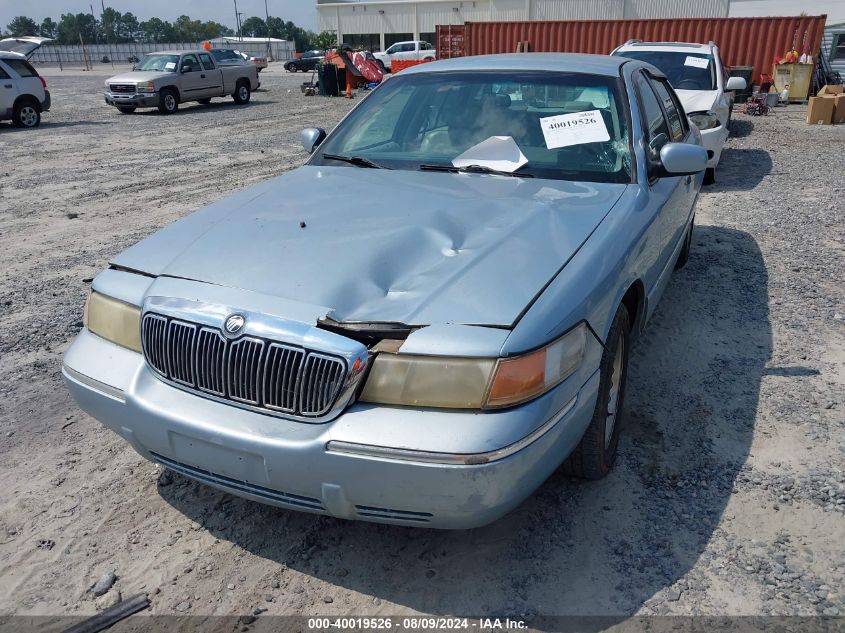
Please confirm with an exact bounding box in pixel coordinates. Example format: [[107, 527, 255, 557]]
[[612, 40, 746, 184], [0, 37, 52, 129], [373, 41, 436, 72]]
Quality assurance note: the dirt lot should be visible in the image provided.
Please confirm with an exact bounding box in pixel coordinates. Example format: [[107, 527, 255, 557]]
[[1, 63, 844, 626]]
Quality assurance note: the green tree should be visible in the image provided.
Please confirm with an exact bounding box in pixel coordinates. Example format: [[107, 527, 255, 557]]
[[139, 17, 169, 43], [56, 13, 99, 44], [39, 17, 58, 38], [240, 16, 267, 38], [7, 16, 38, 36], [100, 7, 121, 43], [312, 30, 337, 51], [119, 12, 139, 41]]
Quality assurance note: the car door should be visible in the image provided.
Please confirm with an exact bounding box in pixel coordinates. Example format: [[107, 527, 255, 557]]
[[178, 54, 210, 99], [634, 71, 690, 315], [0, 61, 19, 116], [198, 52, 224, 96]]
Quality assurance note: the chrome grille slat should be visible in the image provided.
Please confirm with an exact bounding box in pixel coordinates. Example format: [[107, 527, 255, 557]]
[[141, 313, 346, 419]]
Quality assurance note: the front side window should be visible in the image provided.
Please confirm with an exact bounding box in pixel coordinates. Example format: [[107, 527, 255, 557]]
[[181, 54, 201, 72], [636, 74, 670, 163], [137, 54, 179, 72], [615, 50, 716, 91], [199, 53, 214, 69], [3, 58, 37, 78], [650, 78, 685, 141], [0, 63, 10, 79], [312, 71, 632, 183]]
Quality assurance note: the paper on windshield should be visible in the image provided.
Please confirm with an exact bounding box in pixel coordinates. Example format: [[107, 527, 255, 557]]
[[684, 56, 709, 69], [452, 136, 528, 173], [539, 110, 610, 149], [164, 61, 176, 70]]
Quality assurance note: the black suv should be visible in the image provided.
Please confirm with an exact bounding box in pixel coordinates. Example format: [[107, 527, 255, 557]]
[[284, 50, 325, 72]]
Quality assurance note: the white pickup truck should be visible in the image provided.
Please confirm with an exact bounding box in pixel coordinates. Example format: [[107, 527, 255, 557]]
[[372, 41, 436, 72], [103, 49, 260, 115]]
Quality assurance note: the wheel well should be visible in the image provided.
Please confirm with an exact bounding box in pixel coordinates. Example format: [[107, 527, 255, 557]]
[[160, 86, 179, 100], [236, 77, 249, 86], [14, 94, 40, 112], [621, 281, 645, 336]]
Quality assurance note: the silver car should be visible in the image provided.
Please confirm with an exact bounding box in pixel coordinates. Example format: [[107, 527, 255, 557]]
[[63, 54, 706, 529]]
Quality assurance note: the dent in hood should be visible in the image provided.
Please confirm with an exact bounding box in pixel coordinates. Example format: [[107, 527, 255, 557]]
[[675, 89, 719, 114], [113, 166, 626, 327]]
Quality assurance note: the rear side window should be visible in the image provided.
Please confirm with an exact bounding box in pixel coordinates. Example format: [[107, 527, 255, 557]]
[[650, 78, 686, 141], [4, 59, 38, 78], [0, 64, 9, 79], [199, 53, 214, 69]]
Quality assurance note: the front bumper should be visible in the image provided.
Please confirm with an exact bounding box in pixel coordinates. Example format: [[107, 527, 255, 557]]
[[699, 123, 729, 169], [104, 91, 158, 108], [63, 328, 599, 529]]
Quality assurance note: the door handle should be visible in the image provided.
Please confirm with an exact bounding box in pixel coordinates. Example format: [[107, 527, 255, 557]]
[[3, 84, 12, 89], [685, 175, 692, 185], [201, 74, 206, 78]]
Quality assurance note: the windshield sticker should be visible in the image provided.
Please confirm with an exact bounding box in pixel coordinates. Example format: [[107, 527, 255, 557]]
[[452, 136, 528, 173], [539, 110, 610, 149], [684, 56, 710, 69], [164, 61, 176, 70]]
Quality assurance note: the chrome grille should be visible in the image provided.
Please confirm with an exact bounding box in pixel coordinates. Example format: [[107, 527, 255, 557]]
[[141, 313, 347, 419], [109, 83, 136, 93]]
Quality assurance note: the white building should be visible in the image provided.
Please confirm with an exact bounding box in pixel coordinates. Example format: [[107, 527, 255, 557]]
[[317, 0, 844, 51]]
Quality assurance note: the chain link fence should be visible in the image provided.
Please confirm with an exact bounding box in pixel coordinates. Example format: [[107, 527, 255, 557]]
[[30, 41, 295, 68]]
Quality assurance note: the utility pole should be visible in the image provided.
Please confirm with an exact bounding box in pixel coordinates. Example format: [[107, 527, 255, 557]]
[[90, 4, 98, 44], [233, 0, 241, 41], [264, 0, 271, 59]]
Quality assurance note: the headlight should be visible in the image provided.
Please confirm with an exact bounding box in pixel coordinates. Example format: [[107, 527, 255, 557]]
[[136, 82, 156, 93], [688, 111, 721, 131], [359, 323, 587, 410], [84, 291, 142, 352]]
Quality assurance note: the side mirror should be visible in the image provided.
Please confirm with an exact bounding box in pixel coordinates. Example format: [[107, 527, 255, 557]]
[[658, 143, 708, 177], [180, 65, 191, 73], [300, 127, 327, 153], [726, 76, 747, 91]]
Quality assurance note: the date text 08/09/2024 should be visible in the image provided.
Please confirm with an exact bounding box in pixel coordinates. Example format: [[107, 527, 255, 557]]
[[306, 618, 528, 630]]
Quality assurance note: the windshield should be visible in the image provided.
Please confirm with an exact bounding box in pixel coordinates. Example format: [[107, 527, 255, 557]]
[[312, 71, 632, 183], [136, 54, 179, 72], [615, 51, 716, 91]]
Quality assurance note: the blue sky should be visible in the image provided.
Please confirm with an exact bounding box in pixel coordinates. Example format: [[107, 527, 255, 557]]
[[1, 0, 318, 33]]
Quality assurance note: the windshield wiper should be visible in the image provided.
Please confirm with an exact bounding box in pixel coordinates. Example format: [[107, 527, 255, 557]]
[[321, 154, 391, 169], [419, 164, 534, 178]]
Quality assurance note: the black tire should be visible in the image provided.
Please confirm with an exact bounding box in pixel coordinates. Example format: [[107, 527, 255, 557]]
[[12, 98, 41, 128], [703, 167, 715, 185], [675, 214, 694, 270], [233, 81, 251, 104], [117, 106, 136, 114], [564, 304, 630, 480], [197, 98, 212, 105], [158, 88, 178, 114], [284, 62, 296, 72]]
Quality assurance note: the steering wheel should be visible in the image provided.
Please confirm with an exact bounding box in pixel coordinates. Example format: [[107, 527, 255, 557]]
[[675, 79, 701, 90]]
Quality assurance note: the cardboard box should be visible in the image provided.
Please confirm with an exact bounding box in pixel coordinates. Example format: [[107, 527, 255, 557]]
[[806, 96, 835, 124], [834, 94, 845, 124], [818, 84, 844, 96]]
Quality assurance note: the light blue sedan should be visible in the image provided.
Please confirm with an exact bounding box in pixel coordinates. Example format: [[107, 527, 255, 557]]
[[63, 54, 706, 529]]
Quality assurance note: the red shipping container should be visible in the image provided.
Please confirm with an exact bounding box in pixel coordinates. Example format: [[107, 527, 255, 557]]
[[438, 15, 826, 86]]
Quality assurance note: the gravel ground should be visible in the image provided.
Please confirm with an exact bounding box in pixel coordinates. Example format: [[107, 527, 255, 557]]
[[0, 64, 843, 624]]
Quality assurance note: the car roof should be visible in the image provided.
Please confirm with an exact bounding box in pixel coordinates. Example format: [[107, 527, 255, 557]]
[[403, 53, 627, 77], [615, 41, 715, 53], [148, 50, 205, 56]]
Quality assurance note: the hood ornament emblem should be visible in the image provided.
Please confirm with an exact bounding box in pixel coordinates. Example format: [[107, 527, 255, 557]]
[[224, 314, 246, 335]]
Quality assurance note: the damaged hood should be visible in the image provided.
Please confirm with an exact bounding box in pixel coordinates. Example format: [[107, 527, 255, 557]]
[[675, 89, 719, 115], [113, 166, 626, 327]]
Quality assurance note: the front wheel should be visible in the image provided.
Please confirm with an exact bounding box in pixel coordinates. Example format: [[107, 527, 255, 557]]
[[564, 303, 630, 480], [674, 214, 694, 270], [158, 88, 178, 114], [233, 81, 251, 104], [13, 99, 41, 128]]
